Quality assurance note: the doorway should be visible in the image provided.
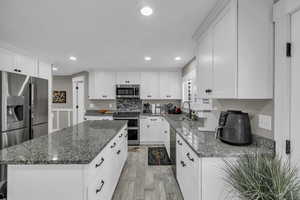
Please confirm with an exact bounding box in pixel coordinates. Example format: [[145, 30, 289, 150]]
[[291, 9, 300, 168], [72, 76, 85, 125]]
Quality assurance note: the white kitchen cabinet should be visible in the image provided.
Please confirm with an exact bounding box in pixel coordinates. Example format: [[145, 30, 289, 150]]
[[140, 72, 160, 99], [140, 116, 165, 144], [196, 0, 273, 99], [212, 2, 237, 98], [38, 61, 52, 80], [197, 32, 213, 99], [14, 54, 38, 77], [176, 135, 200, 200], [0, 48, 38, 77], [161, 117, 170, 157], [0, 48, 15, 71], [116, 72, 140, 84], [88, 71, 116, 100], [159, 72, 182, 99]]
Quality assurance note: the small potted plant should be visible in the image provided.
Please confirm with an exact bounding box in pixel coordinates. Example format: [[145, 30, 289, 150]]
[[224, 154, 300, 200]]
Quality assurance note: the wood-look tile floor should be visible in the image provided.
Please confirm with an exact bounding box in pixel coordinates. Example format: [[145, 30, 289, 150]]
[[112, 146, 184, 200]]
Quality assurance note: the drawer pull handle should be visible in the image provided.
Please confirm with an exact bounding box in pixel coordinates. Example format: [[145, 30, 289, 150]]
[[95, 158, 104, 168], [119, 134, 123, 138], [96, 180, 105, 194], [177, 140, 182, 145], [110, 142, 116, 148], [186, 153, 194, 162], [180, 161, 186, 167], [117, 150, 121, 155]]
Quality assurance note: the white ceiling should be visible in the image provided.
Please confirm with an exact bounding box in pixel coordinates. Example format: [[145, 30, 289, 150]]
[[0, 0, 218, 75]]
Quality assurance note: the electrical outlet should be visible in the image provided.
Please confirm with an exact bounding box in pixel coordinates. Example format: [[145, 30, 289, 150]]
[[258, 115, 272, 131]]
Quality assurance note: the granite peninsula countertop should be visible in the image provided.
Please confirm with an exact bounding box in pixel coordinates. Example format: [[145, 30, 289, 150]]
[[163, 114, 275, 158], [0, 120, 127, 165]]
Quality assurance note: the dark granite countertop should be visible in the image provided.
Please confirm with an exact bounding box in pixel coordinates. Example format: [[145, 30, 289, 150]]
[[164, 114, 275, 158], [85, 110, 114, 116], [0, 120, 127, 165]]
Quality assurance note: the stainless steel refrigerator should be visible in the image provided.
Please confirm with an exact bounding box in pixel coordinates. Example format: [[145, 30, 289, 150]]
[[0, 71, 48, 198]]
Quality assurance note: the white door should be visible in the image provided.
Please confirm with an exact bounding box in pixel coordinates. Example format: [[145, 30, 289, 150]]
[[291, 9, 300, 168], [197, 32, 213, 98], [212, 2, 238, 98], [140, 72, 160, 99], [73, 77, 85, 125]]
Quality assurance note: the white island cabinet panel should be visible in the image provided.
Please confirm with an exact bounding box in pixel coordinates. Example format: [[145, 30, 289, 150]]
[[8, 165, 85, 200], [159, 72, 182, 99], [116, 72, 140, 85], [140, 72, 160, 99]]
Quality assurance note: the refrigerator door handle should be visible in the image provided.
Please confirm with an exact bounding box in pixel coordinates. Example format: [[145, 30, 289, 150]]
[[1, 133, 8, 149]]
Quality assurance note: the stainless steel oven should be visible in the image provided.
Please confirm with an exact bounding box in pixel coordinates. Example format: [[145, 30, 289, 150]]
[[113, 112, 140, 145], [116, 85, 140, 98]]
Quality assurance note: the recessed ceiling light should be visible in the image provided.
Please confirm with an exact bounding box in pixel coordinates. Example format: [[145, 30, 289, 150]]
[[144, 56, 152, 61], [52, 67, 58, 71], [69, 56, 77, 61], [140, 6, 153, 16], [174, 56, 182, 61]]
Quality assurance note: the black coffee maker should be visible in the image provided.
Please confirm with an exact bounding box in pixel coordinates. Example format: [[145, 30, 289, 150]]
[[216, 110, 252, 146]]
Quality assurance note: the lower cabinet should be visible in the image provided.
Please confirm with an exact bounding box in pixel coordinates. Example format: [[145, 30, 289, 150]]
[[87, 126, 128, 200], [176, 134, 237, 200]]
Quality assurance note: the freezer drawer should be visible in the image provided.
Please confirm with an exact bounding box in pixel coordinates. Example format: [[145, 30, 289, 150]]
[[32, 123, 48, 138]]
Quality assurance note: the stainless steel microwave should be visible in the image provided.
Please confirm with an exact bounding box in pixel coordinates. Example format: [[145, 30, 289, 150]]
[[116, 85, 140, 98]]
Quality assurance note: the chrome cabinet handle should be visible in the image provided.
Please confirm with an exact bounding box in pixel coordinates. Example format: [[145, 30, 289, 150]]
[[95, 157, 104, 168], [177, 140, 182, 145], [110, 142, 116, 148], [96, 180, 105, 194], [147, 95, 152, 98], [186, 153, 194, 162], [180, 161, 186, 167], [117, 150, 121, 155], [102, 95, 107, 98]]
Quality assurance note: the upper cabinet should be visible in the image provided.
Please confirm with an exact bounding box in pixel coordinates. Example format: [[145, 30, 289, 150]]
[[140, 72, 160, 99], [197, 0, 273, 99], [38, 61, 52, 80], [116, 72, 140, 85], [0, 48, 52, 79], [0, 48, 38, 76], [89, 71, 116, 100], [160, 72, 182, 99]]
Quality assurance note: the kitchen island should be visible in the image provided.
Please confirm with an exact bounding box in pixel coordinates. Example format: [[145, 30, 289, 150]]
[[0, 120, 128, 200]]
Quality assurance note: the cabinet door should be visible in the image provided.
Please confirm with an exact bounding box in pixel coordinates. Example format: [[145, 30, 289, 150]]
[[140, 117, 151, 143], [197, 32, 213, 98], [15, 54, 38, 76], [88, 71, 96, 99], [212, 2, 238, 98], [176, 135, 184, 191], [140, 72, 160, 99], [161, 118, 170, 157], [116, 72, 140, 84], [159, 72, 182, 99], [95, 71, 116, 99], [38, 61, 52, 80], [0, 48, 15, 71]]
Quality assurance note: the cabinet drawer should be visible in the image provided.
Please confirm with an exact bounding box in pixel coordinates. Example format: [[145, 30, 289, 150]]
[[88, 175, 110, 200]]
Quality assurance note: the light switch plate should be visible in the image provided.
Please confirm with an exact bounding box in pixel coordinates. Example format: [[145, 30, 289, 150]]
[[258, 115, 272, 131]]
